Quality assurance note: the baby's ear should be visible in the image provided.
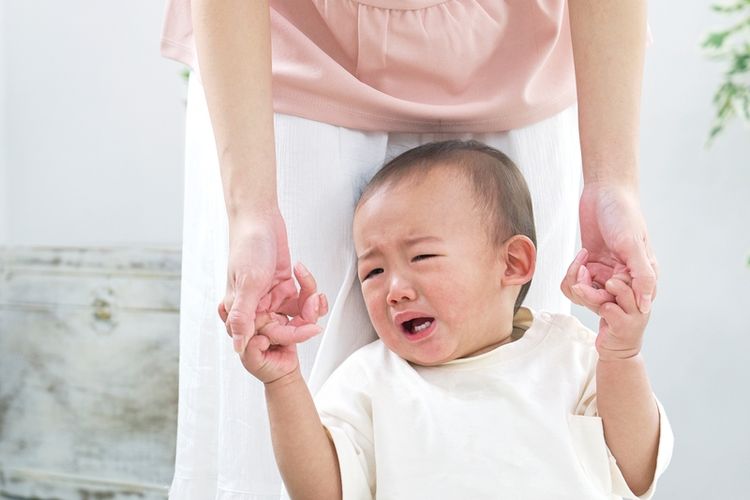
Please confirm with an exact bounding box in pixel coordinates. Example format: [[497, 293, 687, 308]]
[[501, 235, 536, 286]]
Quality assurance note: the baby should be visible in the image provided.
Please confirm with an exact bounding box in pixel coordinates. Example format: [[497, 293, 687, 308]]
[[237, 141, 672, 500]]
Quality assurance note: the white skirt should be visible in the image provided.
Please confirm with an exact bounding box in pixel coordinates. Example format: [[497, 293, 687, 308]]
[[169, 75, 582, 500]]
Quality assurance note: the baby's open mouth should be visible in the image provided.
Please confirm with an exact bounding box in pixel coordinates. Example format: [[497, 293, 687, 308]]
[[402, 317, 434, 334]]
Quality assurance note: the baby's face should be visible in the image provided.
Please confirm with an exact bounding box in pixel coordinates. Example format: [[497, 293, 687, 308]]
[[353, 168, 516, 366]]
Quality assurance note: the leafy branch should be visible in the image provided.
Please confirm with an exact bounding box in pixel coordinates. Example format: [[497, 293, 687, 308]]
[[702, 0, 750, 142]]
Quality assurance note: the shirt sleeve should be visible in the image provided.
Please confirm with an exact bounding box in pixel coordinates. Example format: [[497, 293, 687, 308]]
[[571, 355, 674, 500], [314, 354, 376, 500], [607, 397, 674, 500]]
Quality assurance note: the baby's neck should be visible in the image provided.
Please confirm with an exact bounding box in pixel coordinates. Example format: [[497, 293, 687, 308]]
[[459, 312, 531, 359]]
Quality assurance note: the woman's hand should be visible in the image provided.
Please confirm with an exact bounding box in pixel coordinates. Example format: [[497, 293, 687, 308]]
[[564, 248, 648, 360], [562, 182, 657, 313], [222, 262, 329, 384], [220, 210, 297, 353]]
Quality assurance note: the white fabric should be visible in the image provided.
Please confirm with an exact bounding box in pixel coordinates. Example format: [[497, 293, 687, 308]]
[[169, 74, 582, 499], [315, 308, 674, 500]]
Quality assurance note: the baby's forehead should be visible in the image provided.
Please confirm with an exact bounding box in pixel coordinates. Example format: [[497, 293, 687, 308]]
[[354, 171, 502, 239], [366, 165, 474, 200]]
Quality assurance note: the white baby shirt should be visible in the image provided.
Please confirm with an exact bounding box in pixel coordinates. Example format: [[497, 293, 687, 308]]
[[315, 308, 673, 500]]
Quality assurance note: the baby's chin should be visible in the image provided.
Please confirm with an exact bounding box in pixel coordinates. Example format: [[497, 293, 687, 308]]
[[377, 336, 461, 367]]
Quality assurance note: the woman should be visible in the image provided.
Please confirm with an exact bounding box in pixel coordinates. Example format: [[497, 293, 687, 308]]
[[161, 1, 657, 498]]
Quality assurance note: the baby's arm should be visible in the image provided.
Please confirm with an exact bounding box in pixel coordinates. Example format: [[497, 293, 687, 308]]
[[568, 252, 660, 496], [265, 369, 342, 500], [234, 263, 342, 500]]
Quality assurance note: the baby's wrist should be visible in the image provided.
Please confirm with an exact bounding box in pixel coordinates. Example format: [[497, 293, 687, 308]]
[[597, 347, 642, 363], [596, 353, 648, 382], [264, 367, 304, 390]]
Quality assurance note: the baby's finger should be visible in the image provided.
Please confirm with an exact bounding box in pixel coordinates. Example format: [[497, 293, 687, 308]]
[[605, 278, 638, 315], [561, 248, 588, 300], [255, 311, 285, 330], [319, 293, 329, 317], [599, 301, 628, 334], [294, 262, 318, 307], [571, 282, 615, 313], [576, 264, 594, 288], [243, 333, 272, 371], [258, 320, 323, 346], [289, 293, 325, 328], [301, 292, 321, 323], [274, 263, 318, 317], [218, 303, 229, 323]]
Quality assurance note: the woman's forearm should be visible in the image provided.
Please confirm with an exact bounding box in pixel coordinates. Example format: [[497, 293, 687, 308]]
[[568, 0, 647, 190], [191, 0, 278, 218]]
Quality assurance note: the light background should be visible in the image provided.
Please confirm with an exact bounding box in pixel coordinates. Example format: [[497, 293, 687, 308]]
[[1, 1, 748, 498]]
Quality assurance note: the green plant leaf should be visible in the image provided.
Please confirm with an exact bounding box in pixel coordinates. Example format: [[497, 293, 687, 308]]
[[703, 29, 733, 49], [704, 4, 750, 142]]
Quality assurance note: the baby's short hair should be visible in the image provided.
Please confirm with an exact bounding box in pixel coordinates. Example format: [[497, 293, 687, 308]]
[[357, 140, 537, 311]]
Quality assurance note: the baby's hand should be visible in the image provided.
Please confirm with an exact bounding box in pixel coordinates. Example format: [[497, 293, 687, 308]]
[[220, 262, 329, 384], [566, 249, 649, 361]]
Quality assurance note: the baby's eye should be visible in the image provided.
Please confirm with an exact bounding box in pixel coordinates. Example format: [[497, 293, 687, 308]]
[[362, 268, 383, 281], [413, 254, 437, 262]]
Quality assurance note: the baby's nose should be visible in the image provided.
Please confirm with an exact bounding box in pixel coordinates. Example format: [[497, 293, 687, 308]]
[[386, 276, 417, 304]]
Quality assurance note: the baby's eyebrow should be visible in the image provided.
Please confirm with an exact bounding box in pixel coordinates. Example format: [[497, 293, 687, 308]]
[[357, 248, 379, 261], [357, 236, 443, 261], [404, 235, 443, 246]]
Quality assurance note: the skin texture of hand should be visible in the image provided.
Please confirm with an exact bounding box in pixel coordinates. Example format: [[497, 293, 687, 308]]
[[561, 182, 658, 314], [221, 211, 297, 353], [564, 248, 648, 361], [220, 261, 328, 383]]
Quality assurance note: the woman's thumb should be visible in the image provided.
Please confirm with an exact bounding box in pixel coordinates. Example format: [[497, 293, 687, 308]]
[[227, 286, 263, 353], [625, 240, 656, 314]]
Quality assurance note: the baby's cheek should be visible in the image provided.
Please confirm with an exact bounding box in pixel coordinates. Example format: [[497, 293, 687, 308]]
[[435, 290, 471, 324]]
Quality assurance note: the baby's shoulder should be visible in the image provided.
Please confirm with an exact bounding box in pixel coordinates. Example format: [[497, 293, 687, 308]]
[[533, 310, 598, 350], [527, 310, 599, 380], [335, 339, 407, 378]]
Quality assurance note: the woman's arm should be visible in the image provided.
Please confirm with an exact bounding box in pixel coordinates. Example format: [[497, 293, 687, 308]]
[[568, 0, 646, 190], [565, 0, 658, 315], [191, 0, 277, 215], [569, 0, 646, 190], [192, 0, 297, 352]]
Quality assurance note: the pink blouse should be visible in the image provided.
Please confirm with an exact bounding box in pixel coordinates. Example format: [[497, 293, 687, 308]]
[[161, 0, 578, 132]]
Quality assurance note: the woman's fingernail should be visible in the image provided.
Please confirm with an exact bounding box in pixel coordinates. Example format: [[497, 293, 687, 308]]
[[640, 294, 652, 313], [296, 262, 310, 276], [576, 248, 588, 262], [233, 334, 244, 353]]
